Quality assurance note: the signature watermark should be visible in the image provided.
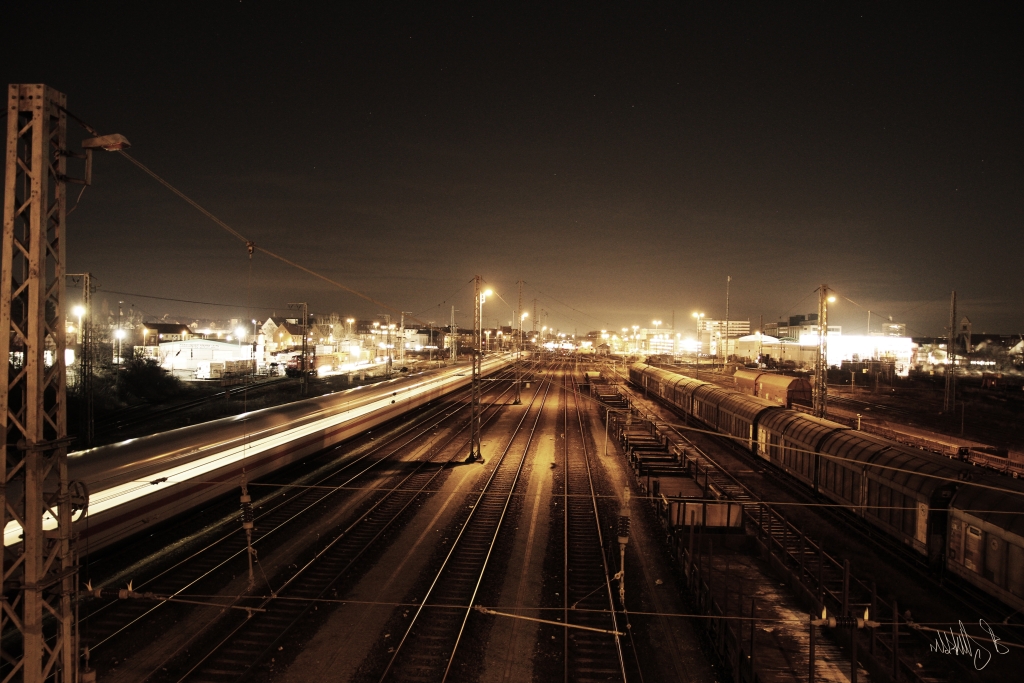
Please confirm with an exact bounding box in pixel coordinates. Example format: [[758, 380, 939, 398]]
[[929, 619, 1010, 670]]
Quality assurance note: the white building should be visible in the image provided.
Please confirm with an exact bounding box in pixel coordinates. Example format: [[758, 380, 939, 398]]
[[150, 339, 257, 374]]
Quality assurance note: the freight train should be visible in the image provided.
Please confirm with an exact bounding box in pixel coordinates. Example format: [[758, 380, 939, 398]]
[[3, 355, 514, 555], [629, 363, 1024, 615]]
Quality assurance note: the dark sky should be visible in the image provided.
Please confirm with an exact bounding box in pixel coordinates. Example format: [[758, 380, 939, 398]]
[[4, 3, 1021, 336]]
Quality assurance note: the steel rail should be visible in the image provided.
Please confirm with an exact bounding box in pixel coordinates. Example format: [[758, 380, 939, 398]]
[[563, 370, 627, 683], [165, 368, 524, 682], [378, 360, 558, 683], [617, 379, 1001, 683], [72, 368, 518, 661]]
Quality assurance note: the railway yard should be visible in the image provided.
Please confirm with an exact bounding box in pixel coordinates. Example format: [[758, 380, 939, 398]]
[[26, 356, 1014, 683]]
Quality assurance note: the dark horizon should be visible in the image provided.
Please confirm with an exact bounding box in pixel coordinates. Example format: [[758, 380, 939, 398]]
[[4, 4, 1020, 337]]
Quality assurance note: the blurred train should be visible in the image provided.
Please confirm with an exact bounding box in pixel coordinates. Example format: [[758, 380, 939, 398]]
[[629, 363, 1024, 615], [4, 355, 514, 555]]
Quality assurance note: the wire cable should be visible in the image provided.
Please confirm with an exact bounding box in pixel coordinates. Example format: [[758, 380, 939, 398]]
[[115, 149, 421, 323]]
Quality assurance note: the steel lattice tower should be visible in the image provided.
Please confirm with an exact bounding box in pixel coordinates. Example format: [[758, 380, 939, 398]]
[[468, 275, 483, 461], [1, 84, 78, 683], [812, 284, 829, 418], [944, 290, 957, 413]]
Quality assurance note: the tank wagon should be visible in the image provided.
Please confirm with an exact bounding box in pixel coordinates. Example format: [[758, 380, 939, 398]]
[[628, 362, 1024, 614]]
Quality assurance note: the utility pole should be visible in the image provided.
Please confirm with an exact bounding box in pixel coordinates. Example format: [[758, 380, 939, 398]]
[[381, 314, 393, 379], [288, 302, 308, 393], [724, 275, 731, 366], [2, 83, 76, 683], [469, 276, 483, 462], [515, 279, 523, 405], [944, 291, 957, 413], [532, 298, 538, 333], [813, 284, 830, 418], [399, 311, 411, 364], [450, 305, 456, 363], [758, 313, 763, 368], [68, 273, 94, 446]]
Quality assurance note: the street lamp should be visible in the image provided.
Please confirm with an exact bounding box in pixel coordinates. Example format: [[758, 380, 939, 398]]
[[631, 325, 639, 355], [692, 312, 705, 378], [479, 289, 492, 354], [72, 305, 84, 339], [114, 328, 126, 368]]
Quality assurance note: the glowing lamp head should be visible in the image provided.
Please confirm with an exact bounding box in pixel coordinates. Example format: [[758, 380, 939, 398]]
[[236, 326, 246, 337], [827, 295, 836, 303], [114, 329, 126, 340], [72, 305, 85, 318]]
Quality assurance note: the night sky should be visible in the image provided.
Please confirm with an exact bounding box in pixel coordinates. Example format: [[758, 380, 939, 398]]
[[3, 4, 1021, 336]]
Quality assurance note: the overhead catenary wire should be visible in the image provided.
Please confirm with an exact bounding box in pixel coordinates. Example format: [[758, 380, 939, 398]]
[[93, 288, 282, 312], [523, 281, 613, 329], [80, 591, 1024, 640], [114, 149, 422, 324]]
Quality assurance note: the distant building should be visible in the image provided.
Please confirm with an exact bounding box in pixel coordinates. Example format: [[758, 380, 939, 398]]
[[259, 317, 309, 351], [879, 322, 906, 337], [698, 319, 751, 338], [765, 314, 839, 340], [140, 323, 193, 346]]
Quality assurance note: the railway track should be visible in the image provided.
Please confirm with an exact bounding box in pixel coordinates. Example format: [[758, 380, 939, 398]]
[[159, 368, 525, 683], [374, 362, 556, 682], [616, 378, 1000, 683], [559, 371, 627, 683], [74, 367, 519, 681]]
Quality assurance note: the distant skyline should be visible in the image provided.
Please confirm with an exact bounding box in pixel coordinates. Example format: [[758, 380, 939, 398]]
[[4, 5, 1020, 336]]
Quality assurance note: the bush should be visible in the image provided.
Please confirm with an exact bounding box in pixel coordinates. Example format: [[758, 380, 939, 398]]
[[119, 354, 181, 403]]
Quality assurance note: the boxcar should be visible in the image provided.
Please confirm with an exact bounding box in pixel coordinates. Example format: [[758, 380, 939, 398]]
[[691, 384, 731, 428], [948, 479, 1024, 613], [818, 431, 971, 559], [755, 411, 846, 488], [733, 370, 812, 408], [714, 393, 780, 449]]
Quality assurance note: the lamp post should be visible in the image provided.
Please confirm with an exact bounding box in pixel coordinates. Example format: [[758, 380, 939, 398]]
[[72, 305, 85, 388], [469, 278, 491, 462], [693, 312, 705, 379], [73, 305, 84, 341], [114, 328, 126, 369], [631, 325, 639, 356], [480, 288, 492, 354], [515, 312, 528, 404]]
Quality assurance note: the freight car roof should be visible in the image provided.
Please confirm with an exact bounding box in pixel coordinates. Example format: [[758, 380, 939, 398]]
[[951, 478, 1024, 538], [820, 430, 971, 499]]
